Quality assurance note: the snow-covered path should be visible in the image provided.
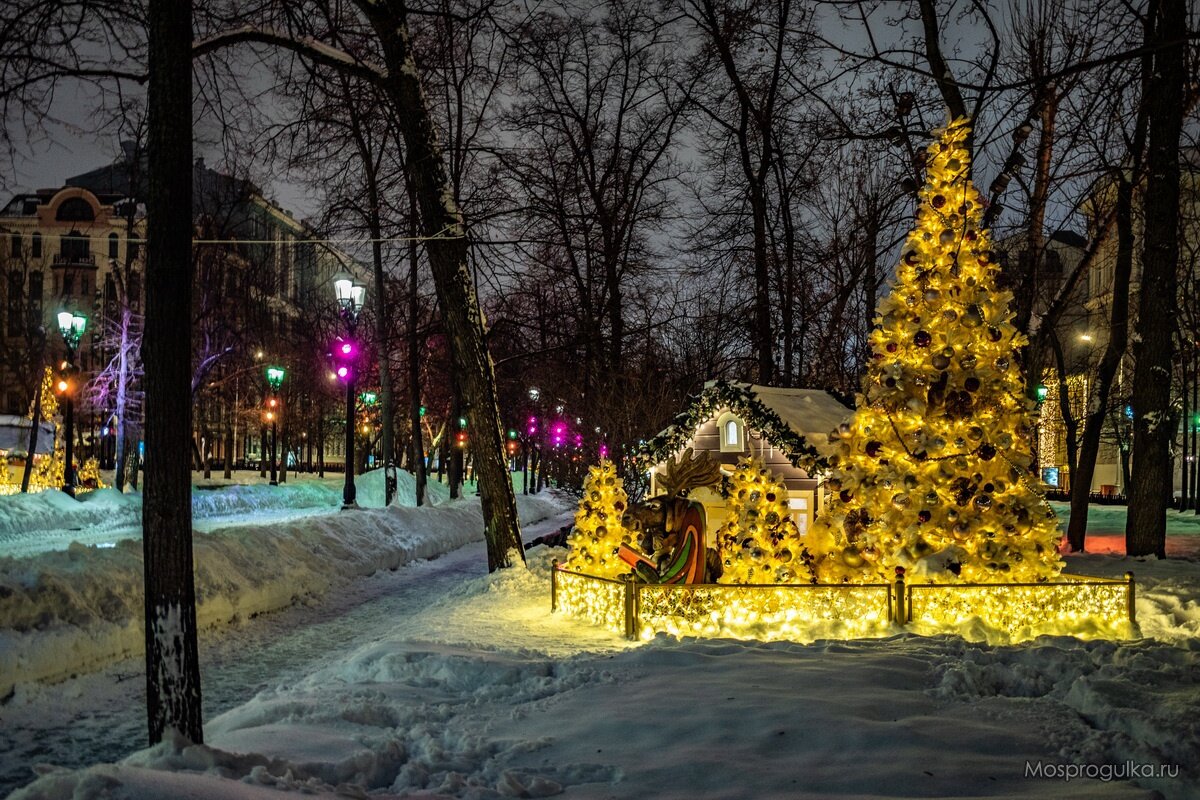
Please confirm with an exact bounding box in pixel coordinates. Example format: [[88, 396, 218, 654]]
[[0, 510, 574, 795], [6, 494, 1200, 799]]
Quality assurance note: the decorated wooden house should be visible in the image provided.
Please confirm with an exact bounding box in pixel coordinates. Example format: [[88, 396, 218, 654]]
[[639, 381, 852, 535]]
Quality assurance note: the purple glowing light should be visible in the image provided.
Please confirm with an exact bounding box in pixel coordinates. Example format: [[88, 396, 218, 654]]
[[336, 366, 350, 381]]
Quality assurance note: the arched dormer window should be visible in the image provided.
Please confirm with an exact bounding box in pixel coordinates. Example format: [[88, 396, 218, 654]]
[[56, 197, 95, 222], [108, 232, 119, 259], [717, 411, 745, 453]]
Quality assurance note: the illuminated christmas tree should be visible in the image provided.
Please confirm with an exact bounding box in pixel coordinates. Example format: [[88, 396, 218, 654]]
[[566, 460, 632, 578], [812, 118, 1062, 585], [30, 366, 65, 490], [718, 458, 814, 584]]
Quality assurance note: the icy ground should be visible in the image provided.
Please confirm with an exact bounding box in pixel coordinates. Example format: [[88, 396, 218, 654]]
[[4, 500, 1200, 799]]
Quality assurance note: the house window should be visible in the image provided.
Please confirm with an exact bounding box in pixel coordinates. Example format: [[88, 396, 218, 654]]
[[108, 233, 119, 260], [789, 496, 811, 535], [31, 233, 41, 258], [717, 411, 744, 453], [10, 233, 21, 258]]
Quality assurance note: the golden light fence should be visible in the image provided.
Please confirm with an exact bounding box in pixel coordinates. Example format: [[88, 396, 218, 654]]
[[551, 563, 1136, 643], [552, 562, 892, 641], [905, 573, 1135, 640]]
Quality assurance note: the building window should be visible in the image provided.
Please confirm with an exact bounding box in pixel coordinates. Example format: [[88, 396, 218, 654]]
[[28, 271, 42, 330], [55, 197, 95, 222], [10, 233, 21, 258], [6, 271, 21, 337], [717, 412, 745, 453], [108, 233, 119, 260], [31, 232, 41, 258], [61, 230, 90, 262]]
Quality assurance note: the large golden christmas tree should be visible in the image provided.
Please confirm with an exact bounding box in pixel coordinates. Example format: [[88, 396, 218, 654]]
[[812, 118, 1063, 585]]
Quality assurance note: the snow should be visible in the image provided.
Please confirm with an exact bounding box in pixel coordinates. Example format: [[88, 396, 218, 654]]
[[4, 500, 1199, 798], [0, 469, 450, 559], [0, 474, 561, 693]]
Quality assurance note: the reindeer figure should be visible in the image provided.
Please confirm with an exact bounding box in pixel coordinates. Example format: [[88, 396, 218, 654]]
[[619, 448, 724, 583]]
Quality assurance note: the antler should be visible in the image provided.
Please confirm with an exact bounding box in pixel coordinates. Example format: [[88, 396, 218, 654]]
[[656, 447, 723, 499]]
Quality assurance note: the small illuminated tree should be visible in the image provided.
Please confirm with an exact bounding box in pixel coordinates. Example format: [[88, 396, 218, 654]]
[[812, 118, 1062, 585], [29, 366, 65, 490], [566, 460, 632, 578], [717, 458, 814, 584]]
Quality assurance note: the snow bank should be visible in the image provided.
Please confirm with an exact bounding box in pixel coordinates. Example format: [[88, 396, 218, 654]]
[[0, 491, 567, 695], [12, 546, 1197, 799], [0, 469, 459, 559]]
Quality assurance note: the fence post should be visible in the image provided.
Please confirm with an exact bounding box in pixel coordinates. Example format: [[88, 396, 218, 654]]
[[1125, 571, 1136, 625], [623, 576, 637, 640], [551, 559, 558, 612], [894, 566, 907, 626]]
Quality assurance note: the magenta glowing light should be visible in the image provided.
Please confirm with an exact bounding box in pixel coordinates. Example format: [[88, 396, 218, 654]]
[[340, 342, 354, 356], [599, 444, 609, 459], [336, 366, 350, 381]]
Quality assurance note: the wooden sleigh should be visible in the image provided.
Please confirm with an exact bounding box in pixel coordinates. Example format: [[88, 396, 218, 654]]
[[617, 503, 708, 584]]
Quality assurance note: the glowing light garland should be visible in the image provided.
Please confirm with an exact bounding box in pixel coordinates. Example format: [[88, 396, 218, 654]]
[[552, 565, 1135, 644], [633, 380, 828, 475]]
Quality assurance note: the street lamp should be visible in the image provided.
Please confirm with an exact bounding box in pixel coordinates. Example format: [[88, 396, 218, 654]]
[[334, 274, 367, 508], [56, 310, 87, 496], [266, 365, 285, 485]]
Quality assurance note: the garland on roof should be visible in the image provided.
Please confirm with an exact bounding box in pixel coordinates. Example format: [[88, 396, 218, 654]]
[[633, 381, 828, 476]]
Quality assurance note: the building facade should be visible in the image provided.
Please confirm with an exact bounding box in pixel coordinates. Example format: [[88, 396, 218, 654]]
[[0, 145, 369, 474]]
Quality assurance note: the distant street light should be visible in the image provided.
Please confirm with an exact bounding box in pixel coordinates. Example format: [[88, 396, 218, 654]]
[[266, 366, 286, 485], [334, 274, 367, 508], [56, 310, 87, 497]]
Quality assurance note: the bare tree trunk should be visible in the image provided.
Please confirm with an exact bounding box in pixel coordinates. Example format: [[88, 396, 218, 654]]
[[1069, 175, 1138, 550], [1127, 0, 1185, 559], [351, 106, 396, 503], [1048, 332, 1079, 478], [356, 0, 521, 569], [408, 186, 426, 507], [142, 0, 203, 745], [114, 308, 133, 491], [915, 0, 967, 120], [449, 375, 463, 500], [317, 411, 325, 478], [223, 417, 233, 480]]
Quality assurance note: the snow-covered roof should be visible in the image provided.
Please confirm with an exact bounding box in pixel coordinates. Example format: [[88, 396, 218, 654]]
[[742, 384, 853, 447]]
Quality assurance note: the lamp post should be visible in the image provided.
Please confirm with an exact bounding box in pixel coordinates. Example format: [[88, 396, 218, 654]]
[[266, 366, 285, 485], [56, 310, 87, 497], [334, 275, 367, 508]]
